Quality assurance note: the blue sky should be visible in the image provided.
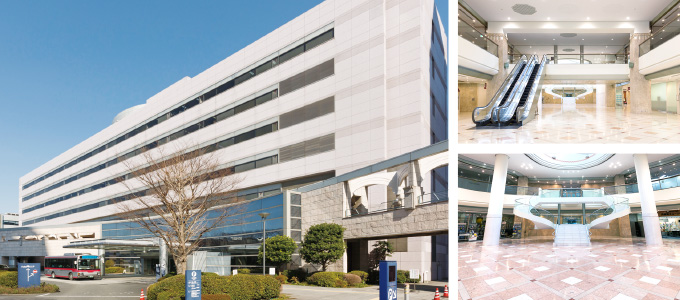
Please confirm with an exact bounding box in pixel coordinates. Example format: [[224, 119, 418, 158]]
[[0, 0, 448, 214]]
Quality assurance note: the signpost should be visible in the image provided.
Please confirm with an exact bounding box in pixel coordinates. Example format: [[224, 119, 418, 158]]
[[268, 268, 275, 276], [379, 260, 397, 300], [185, 270, 201, 300], [18, 263, 40, 288]]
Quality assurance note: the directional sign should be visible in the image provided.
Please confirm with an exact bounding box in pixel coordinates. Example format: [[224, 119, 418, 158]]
[[18, 263, 40, 288], [185, 270, 201, 300]]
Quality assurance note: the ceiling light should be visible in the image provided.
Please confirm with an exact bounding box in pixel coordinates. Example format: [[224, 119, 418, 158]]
[[587, 17, 590, 20], [472, 19, 476, 22], [553, 38, 556, 40], [547, 17, 551, 20], [508, 17, 511, 20], [627, 17, 630, 20]]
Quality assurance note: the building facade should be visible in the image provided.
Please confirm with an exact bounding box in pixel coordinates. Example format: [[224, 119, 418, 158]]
[[7, 0, 448, 275]]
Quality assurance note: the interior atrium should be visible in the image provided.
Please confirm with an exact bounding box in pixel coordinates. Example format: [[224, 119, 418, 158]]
[[458, 153, 680, 300], [458, 0, 680, 144]]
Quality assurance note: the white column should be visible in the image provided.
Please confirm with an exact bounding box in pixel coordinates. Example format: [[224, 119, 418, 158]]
[[633, 154, 663, 246], [483, 154, 509, 246]]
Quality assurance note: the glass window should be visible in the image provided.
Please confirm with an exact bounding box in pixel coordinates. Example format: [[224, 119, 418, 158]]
[[255, 157, 273, 168], [234, 130, 256, 144], [255, 60, 273, 75], [218, 138, 234, 149], [213, 110, 232, 124], [279, 45, 304, 64], [255, 91, 274, 106], [234, 72, 253, 86], [202, 89, 217, 102], [234, 161, 255, 173], [234, 100, 255, 115], [305, 29, 334, 51]]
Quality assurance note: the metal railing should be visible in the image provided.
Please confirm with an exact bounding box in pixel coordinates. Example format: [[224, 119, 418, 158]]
[[418, 191, 449, 204], [586, 196, 629, 225], [539, 188, 604, 198], [508, 53, 627, 64], [458, 17, 498, 56], [640, 20, 680, 56], [603, 174, 680, 195]]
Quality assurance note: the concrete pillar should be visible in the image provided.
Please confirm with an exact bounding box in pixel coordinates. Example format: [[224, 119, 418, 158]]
[[614, 174, 626, 194], [485, 33, 509, 103], [606, 84, 616, 107], [633, 154, 663, 246], [629, 33, 652, 113], [483, 154, 509, 246], [618, 215, 633, 238]]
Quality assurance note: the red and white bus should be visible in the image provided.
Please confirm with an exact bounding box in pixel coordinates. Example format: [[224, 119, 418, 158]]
[[44, 255, 101, 280]]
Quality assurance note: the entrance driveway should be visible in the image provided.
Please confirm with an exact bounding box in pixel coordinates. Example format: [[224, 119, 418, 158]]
[[0, 276, 156, 300]]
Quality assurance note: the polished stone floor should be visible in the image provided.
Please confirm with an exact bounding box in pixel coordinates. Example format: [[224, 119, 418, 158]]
[[458, 238, 680, 300], [458, 104, 680, 144]]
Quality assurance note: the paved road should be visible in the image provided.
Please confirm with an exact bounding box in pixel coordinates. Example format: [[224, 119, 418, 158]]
[[281, 284, 447, 300], [0, 276, 156, 300]]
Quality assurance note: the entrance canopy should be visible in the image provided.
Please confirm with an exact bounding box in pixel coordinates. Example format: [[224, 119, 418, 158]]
[[64, 239, 160, 251]]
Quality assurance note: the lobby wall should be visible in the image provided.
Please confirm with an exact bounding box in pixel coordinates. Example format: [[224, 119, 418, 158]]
[[458, 82, 487, 112]]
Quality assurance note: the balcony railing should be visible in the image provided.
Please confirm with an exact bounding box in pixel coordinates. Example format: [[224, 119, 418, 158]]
[[508, 53, 627, 64], [458, 18, 498, 56], [640, 20, 680, 56], [604, 174, 680, 195], [418, 191, 449, 205]]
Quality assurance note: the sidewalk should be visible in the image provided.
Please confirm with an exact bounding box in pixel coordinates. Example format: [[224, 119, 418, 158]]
[[281, 284, 451, 300]]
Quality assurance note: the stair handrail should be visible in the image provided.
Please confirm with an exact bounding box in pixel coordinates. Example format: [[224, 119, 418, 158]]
[[515, 54, 548, 122], [586, 195, 629, 224], [491, 55, 537, 123], [515, 196, 558, 224], [473, 55, 528, 124]]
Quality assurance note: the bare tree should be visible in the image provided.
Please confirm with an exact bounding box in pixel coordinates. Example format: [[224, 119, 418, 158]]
[[115, 143, 244, 274]]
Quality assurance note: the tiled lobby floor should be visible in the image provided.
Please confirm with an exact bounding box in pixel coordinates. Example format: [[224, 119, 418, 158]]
[[458, 238, 680, 300], [458, 104, 680, 144]]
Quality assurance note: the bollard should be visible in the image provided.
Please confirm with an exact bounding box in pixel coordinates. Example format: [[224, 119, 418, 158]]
[[404, 283, 410, 300]]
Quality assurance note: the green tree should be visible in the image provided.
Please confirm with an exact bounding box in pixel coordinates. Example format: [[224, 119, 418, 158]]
[[300, 223, 346, 271], [105, 260, 115, 268], [368, 241, 394, 270], [258, 235, 297, 272]]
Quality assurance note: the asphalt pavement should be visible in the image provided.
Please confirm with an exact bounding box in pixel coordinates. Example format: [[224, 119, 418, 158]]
[[0, 275, 156, 300]]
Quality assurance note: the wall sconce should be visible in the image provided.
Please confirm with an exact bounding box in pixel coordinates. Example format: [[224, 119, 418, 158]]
[[629, 62, 634, 69]]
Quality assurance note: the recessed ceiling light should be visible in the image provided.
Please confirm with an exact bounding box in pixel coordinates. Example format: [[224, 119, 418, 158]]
[[547, 17, 551, 20], [553, 38, 556, 40], [627, 17, 630, 20], [508, 17, 511, 20], [587, 17, 590, 20]]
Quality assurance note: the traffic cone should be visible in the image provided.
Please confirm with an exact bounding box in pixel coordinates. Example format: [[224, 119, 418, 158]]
[[443, 285, 449, 298], [140, 289, 145, 300], [434, 288, 441, 300]]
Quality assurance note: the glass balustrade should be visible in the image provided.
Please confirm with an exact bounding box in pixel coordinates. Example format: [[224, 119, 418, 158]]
[[508, 53, 626, 64], [458, 18, 498, 56], [640, 21, 680, 56]]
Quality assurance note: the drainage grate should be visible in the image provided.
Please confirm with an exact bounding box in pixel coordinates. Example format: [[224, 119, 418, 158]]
[[512, 4, 537, 15]]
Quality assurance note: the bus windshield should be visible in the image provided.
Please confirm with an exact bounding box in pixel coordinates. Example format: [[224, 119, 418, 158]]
[[77, 259, 100, 270]]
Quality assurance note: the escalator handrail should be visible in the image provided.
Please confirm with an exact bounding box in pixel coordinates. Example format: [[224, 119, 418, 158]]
[[515, 54, 548, 122], [491, 55, 537, 123], [472, 55, 527, 124]]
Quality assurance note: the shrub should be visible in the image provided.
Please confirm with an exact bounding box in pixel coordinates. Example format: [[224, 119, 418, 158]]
[[105, 260, 115, 268], [147, 273, 280, 300], [157, 273, 175, 282], [202, 295, 232, 300], [0, 271, 18, 288], [367, 270, 380, 284], [275, 274, 287, 284], [289, 276, 299, 284], [348, 271, 368, 283], [343, 274, 362, 286], [236, 268, 250, 274], [307, 272, 346, 287], [0, 282, 59, 294], [282, 269, 308, 282], [106, 267, 124, 274], [334, 278, 348, 288], [396, 270, 420, 284]]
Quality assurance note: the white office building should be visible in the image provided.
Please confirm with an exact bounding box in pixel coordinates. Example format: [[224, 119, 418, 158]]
[[7, 0, 448, 277]]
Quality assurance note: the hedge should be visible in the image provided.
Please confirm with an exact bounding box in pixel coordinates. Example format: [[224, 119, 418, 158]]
[[306, 272, 361, 287], [106, 267, 124, 274], [0, 282, 60, 294], [396, 270, 420, 284], [147, 273, 280, 300], [282, 269, 308, 282], [348, 271, 368, 283], [0, 271, 18, 288]]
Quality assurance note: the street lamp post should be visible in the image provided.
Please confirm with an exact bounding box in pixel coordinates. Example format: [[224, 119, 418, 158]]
[[258, 212, 270, 275]]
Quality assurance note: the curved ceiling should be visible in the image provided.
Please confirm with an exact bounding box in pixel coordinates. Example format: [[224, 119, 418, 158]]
[[462, 0, 673, 22], [526, 154, 614, 170], [460, 153, 678, 178]]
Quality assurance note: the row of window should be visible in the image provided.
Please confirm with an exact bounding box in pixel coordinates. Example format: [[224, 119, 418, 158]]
[[22, 153, 280, 225], [22, 121, 279, 214], [25, 56, 335, 203], [22, 89, 278, 202], [23, 27, 335, 191]]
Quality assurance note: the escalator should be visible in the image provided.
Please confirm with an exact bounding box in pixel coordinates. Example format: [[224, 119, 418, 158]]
[[473, 55, 548, 127], [472, 55, 528, 126]]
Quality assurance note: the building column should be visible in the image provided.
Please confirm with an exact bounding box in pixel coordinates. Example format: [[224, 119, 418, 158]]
[[633, 154, 663, 245], [629, 34, 652, 113], [606, 84, 616, 107], [485, 33, 509, 103], [483, 154, 509, 246]]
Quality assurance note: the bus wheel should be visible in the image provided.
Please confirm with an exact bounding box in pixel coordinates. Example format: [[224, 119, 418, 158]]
[[68, 273, 73, 280], [51, 272, 55, 279]]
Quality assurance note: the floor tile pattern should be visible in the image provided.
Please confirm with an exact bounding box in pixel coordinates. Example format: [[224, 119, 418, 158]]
[[458, 238, 680, 300], [458, 105, 680, 144]]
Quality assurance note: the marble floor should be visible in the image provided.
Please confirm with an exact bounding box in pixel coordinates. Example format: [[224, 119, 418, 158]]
[[458, 104, 680, 144], [458, 238, 680, 300]]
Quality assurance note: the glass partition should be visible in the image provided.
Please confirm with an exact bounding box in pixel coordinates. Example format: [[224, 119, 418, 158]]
[[458, 18, 498, 56]]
